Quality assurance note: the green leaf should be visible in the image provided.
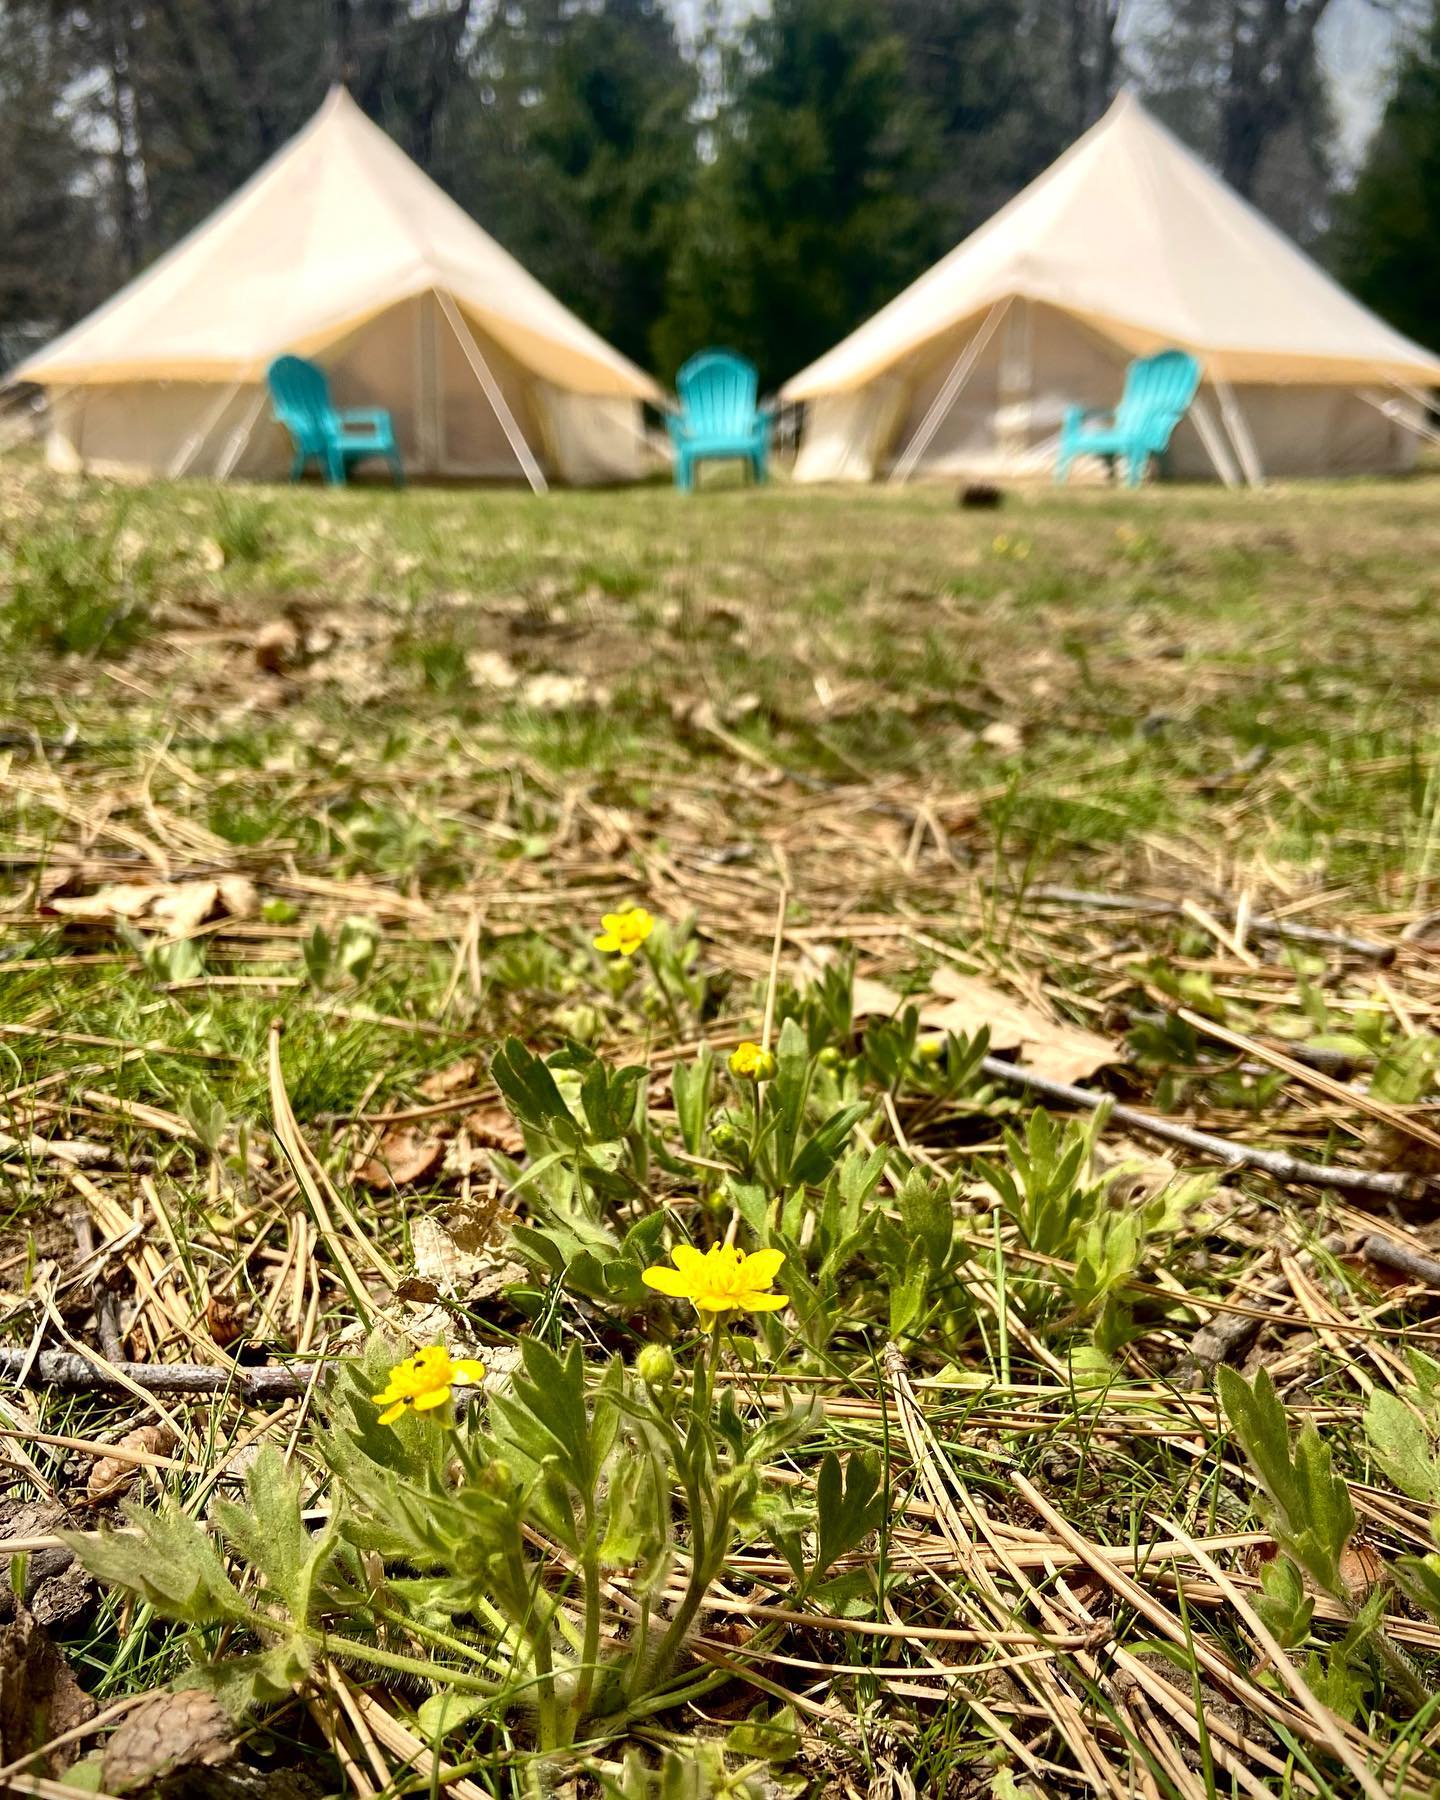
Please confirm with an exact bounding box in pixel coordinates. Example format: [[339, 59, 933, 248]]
[[1254, 1554, 1314, 1650], [492, 1039, 582, 1146], [336, 916, 379, 981], [1365, 1388, 1440, 1505], [64, 1498, 246, 1628], [415, 1691, 492, 1739], [1218, 1366, 1354, 1592], [790, 1101, 870, 1187], [887, 1242, 929, 1339], [812, 1450, 885, 1581], [214, 1445, 339, 1627], [727, 1701, 800, 1763]]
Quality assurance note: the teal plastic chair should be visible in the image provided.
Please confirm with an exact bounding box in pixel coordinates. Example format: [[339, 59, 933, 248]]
[[266, 354, 404, 486], [1055, 349, 1201, 487], [666, 350, 773, 491]]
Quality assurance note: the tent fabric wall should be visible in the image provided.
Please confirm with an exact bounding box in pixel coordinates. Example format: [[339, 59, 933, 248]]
[[783, 92, 1440, 484], [41, 293, 655, 484], [13, 88, 661, 486], [793, 301, 1421, 482]]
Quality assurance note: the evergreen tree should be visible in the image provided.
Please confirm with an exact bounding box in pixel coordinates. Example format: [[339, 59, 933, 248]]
[[1342, 3, 1440, 347], [878, 0, 1074, 247], [655, 0, 939, 390], [0, 3, 112, 362], [446, 0, 697, 368]]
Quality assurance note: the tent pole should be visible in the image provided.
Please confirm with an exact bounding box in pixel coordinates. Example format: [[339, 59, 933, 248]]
[[888, 298, 1010, 485], [1357, 386, 1440, 450], [215, 387, 268, 480], [1190, 393, 1240, 488], [436, 289, 548, 494], [168, 381, 241, 479], [1214, 379, 1263, 487]]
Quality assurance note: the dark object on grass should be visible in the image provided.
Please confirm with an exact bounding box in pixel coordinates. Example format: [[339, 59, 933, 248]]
[[959, 483, 1003, 509]]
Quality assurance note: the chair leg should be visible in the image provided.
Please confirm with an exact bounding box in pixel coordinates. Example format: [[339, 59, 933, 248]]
[[676, 451, 692, 493], [1126, 452, 1147, 488], [753, 452, 767, 484], [388, 451, 405, 489], [325, 448, 346, 486], [1055, 451, 1070, 485]]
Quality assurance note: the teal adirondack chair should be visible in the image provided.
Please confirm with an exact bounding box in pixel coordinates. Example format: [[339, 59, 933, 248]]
[[266, 355, 404, 486], [1055, 349, 1201, 487], [667, 350, 773, 491]]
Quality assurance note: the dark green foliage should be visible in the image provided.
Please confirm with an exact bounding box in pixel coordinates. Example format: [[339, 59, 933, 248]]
[[1342, 4, 1440, 349], [653, 0, 940, 389], [449, 0, 697, 369]]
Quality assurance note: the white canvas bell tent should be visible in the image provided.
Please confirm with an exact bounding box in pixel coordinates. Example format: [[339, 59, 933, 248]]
[[782, 92, 1440, 486], [10, 88, 664, 489]]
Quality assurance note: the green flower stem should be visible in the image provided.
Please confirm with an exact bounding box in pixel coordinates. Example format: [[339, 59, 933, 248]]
[[310, 1626, 497, 1695], [642, 946, 686, 1037], [506, 1544, 561, 1752], [567, 1513, 604, 1739], [367, 1601, 508, 1676]]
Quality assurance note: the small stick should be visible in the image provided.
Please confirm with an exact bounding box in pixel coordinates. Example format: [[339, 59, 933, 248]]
[[1362, 1234, 1440, 1289], [68, 1210, 125, 1367], [0, 1350, 319, 1399], [1024, 886, 1394, 961], [975, 1055, 1426, 1201]]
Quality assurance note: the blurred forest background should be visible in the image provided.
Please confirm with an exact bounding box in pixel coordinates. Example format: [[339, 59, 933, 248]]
[[1, 0, 1437, 390]]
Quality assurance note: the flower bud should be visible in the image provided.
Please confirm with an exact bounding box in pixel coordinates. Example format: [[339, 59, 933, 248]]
[[636, 1344, 676, 1389], [477, 1457, 515, 1498], [710, 1120, 747, 1156], [817, 1045, 842, 1068], [728, 1040, 777, 1082]]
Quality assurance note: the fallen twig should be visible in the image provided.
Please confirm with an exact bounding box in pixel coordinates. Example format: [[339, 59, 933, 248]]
[[976, 1055, 1425, 1201], [1025, 885, 1394, 961], [0, 1350, 318, 1399]]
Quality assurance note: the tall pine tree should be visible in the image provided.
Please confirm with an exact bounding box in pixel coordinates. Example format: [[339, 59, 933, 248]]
[[655, 0, 939, 390], [445, 0, 697, 369], [1342, 3, 1440, 348]]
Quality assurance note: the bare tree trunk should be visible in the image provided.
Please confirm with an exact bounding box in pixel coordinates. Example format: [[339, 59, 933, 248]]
[[1218, 0, 1337, 196], [99, 5, 147, 271]]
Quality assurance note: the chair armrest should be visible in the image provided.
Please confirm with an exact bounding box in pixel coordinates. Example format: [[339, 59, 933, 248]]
[[336, 408, 390, 434]]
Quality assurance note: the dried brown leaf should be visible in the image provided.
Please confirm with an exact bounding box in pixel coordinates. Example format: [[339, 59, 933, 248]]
[[356, 1127, 444, 1190]]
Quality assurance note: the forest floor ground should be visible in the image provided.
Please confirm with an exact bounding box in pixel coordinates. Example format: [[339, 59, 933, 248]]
[[4, 456, 1440, 1798]]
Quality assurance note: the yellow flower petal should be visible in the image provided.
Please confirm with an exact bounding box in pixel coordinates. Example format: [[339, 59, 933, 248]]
[[451, 1360, 487, 1385], [642, 1265, 693, 1296], [741, 1248, 786, 1285], [669, 1243, 705, 1272], [739, 1292, 789, 1311], [378, 1400, 407, 1424], [411, 1387, 452, 1411]]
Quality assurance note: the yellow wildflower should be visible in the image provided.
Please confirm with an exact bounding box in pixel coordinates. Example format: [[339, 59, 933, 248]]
[[371, 1345, 487, 1426], [728, 1040, 776, 1081], [593, 906, 655, 958], [642, 1243, 788, 1321]]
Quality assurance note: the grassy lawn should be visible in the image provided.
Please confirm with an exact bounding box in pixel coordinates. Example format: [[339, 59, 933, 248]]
[[5, 453, 1440, 1796]]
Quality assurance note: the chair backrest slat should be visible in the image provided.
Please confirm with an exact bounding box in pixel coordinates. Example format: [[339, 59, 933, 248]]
[[1114, 349, 1201, 445], [267, 356, 335, 451], [677, 350, 760, 438]]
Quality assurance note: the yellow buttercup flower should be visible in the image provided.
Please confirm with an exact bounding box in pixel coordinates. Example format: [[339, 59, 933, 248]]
[[593, 906, 655, 958], [642, 1243, 788, 1321], [371, 1345, 487, 1426], [728, 1040, 776, 1082]]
